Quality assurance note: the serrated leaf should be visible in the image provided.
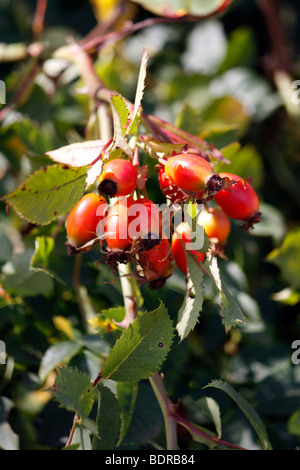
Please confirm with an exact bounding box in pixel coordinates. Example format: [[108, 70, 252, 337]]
[[207, 255, 246, 332], [53, 367, 95, 419], [3, 164, 88, 225], [1, 249, 53, 297], [39, 340, 83, 381], [116, 381, 139, 444], [128, 49, 149, 135], [102, 302, 174, 382], [110, 93, 133, 157], [92, 383, 121, 450], [177, 253, 204, 340], [186, 202, 211, 253], [205, 379, 272, 450]]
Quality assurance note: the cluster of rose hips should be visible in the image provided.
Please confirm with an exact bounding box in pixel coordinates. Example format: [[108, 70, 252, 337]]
[[65, 152, 261, 289]]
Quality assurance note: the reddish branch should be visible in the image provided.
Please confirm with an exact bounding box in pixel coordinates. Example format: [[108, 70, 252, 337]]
[[33, 0, 48, 40], [256, 0, 292, 76]]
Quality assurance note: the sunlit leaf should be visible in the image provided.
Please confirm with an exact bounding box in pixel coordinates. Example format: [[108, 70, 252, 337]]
[[53, 367, 95, 419], [102, 302, 174, 382], [176, 253, 204, 340], [205, 379, 272, 450], [206, 255, 246, 332], [1, 250, 53, 297], [46, 140, 106, 167], [4, 164, 88, 225]]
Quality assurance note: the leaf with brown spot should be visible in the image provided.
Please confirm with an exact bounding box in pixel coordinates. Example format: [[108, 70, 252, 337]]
[[3, 164, 89, 225]]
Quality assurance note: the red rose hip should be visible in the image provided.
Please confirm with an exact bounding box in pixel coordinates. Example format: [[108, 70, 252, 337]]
[[98, 159, 138, 197], [164, 154, 214, 193], [66, 193, 107, 248], [214, 173, 260, 223]]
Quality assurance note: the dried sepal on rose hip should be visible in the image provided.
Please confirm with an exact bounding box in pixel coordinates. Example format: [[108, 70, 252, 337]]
[[213, 172, 261, 230], [98, 158, 138, 197], [158, 166, 186, 203], [65, 193, 107, 255]]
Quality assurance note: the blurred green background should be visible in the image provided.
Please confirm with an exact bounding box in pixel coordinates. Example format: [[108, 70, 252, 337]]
[[0, 0, 300, 450]]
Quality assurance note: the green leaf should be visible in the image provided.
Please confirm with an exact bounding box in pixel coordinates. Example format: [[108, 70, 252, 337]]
[[206, 255, 246, 332], [251, 202, 286, 243], [205, 379, 272, 450], [52, 367, 95, 419], [110, 93, 133, 157], [210, 67, 282, 122], [116, 381, 139, 444], [176, 253, 204, 340], [39, 340, 83, 381], [177, 420, 217, 449], [287, 409, 300, 437], [186, 201, 211, 253], [130, 0, 232, 18], [200, 124, 239, 149], [218, 27, 257, 73], [271, 287, 300, 306], [100, 306, 126, 322], [196, 397, 222, 438], [102, 302, 174, 382], [3, 164, 88, 225], [0, 225, 13, 265], [31, 236, 54, 271], [9, 118, 54, 155], [1, 250, 53, 297], [30, 235, 67, 285], [92, 383, 121, 450], [266, 227, 300, 288], [175, 101, 202, 136], [214, 144, 264, 190], [128, 48, 148, 135], [121, 381, 163, 445]]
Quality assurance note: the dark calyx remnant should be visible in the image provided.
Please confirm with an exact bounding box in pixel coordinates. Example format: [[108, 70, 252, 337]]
[[98, 179, 117, 197]]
